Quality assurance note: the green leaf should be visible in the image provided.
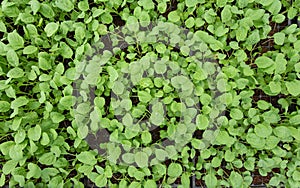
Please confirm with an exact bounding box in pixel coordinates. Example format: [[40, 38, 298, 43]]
[[38, 52, 52, 70], [0, 21, 7, 33], [95, 174, 107, 187], [143, 180, 156, 188], [50, 112, 65, 123], [185, 0, 198, 7], [40, 132, 50, 145], [3, 160, 18, 175], [229, 171, 243, 188], [141, 131, 152, 144], [11, 97, 29, 109], [221, 5, 232, 22], [101, 12, 113, 24], [134, 151, 148, 168], [0, 101, 10, 112], [138, 91, 152, 103], [15, 129, 26, 144], [168, 11, 180, 22], [0, 174, 4, 187], [138, 0, 154, 10], [185, 17, 195, 28], [292, 171, 300, 181], [77, 151, 97, 165], [126, 16, 139, 32], [77, 125, 89, 139], [246, 133, 265, 149], [23, 45, 38, 54], [273, 32, 285, 45], [267, 0, 281, 15], [29, 0, 41, 15], [60, 42, 73, 59], [122, 113, 133, 127], [167, 163, 182, 177], [155, 149, 168, 161], [39, 4, 55, 18], [224, 150, 235, 162], [255, 56, 274, 68], [155, 43, 166, 54], [8, 30, 24, 50], [107, 66, 118, 82], [44, 22, 59, 37], [112, 81, 125, 95], [59, 96, 75, 109], [230, 108, 243, 120], [122, 153, 134, 164], [254, 123, 272, 138], [78, 0, 89, 11], [55, 0, 74, 12], [7, 49, 19, 67], [39, 152, 56, 165], [196, 114, 209, 130], [7, 67, 24, 78], [27, 163, 42, 179], [204, 173, 217, 188], [28, 125, 42, 141], [285, 80, 300, 96], [290, 115, 300, 125]]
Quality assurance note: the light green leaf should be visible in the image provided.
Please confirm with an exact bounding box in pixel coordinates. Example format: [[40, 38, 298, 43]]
[[229, 171, 243, 188], [28, 125, 42, 141], [167, 163, 182, 177], [15, 129, 26, 144], [274, 32, 285, 45], [230, 108, 243, 120], [44, 22, 59, 37], [3, 160, 18, 175], [255, 56, 274, 68], [143, 180, 156, 188], [39, 152, 56, 165], [40, 132, 50, 145], [0, 174, 4, 187], [168, 11, 180, 22], [285, 80, 300, 96], [204, 173, 217, 188], [112, 81, 125, 95], [23, 45, 38, 54], [78, 0, 89, 11], [138, 91, 152, 103], [141, 131, 152, 144], [107, 66, 118, 82], [77, 151, 97, 165], [290, 115, 300, 125], [95, 174, 107, 187], [27, 163, 42, 179], [55, 0, 74, 12], [7, 49, 19, 67], [7, 67, 24, 78], [221, 5, 232, 22], [123, 113, 133, 127], [11, 97, 29, 109], [196, 114, 209, 130], [254, 123, 272, 138], [0, 101, 10, 112], [134, 151, 148, 168], [8, 30, 24, 50], [50, 112, 65, 123], [39, 4, 55, 18], [60, 42, 73, 58], [185, 0, 198, 7], [155, 149, 168, 161]]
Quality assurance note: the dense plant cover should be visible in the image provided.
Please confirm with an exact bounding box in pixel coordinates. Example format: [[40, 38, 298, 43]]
[[0, 0, 300, 187]]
